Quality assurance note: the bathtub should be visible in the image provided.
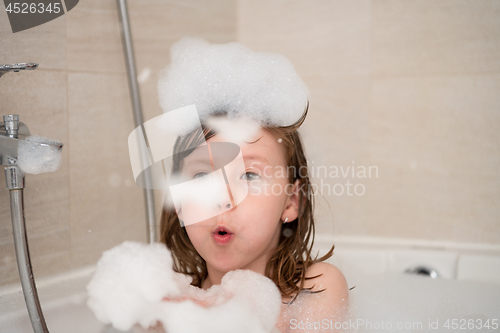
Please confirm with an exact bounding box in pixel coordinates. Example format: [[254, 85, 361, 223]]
[[1, 236, 499, 333]]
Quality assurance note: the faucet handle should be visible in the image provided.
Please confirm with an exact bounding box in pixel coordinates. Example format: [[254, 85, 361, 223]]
[[0, 115, 30, 166], [3, 115, 20, 138]]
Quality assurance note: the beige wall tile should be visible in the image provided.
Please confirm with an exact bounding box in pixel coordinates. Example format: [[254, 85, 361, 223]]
[[372, 0, 500, 76], [127, 0, 237, 122], [238, 0, 371, 76], [368, 74, 500, 242], [66, 0, 126, 73], [0, 241, 18, 285], [0, 4, 66, 70], [127, 0, 237, 47], [299, 75, 373, 237], [0, 229, 70, 286], [67, 72, 147, 268]]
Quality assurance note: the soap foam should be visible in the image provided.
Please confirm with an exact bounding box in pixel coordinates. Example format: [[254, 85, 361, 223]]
[[157, 38, 309, 135], [205, 117, 261, 145], [87, 241, 281, 333], [17, 135, 62, 175], [87, 242, 182, 331]]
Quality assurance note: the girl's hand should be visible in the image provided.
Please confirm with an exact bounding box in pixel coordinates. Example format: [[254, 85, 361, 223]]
[[129, 296, 215, 333], [131, 292, 233, 332], [162, 295, 213, 308]]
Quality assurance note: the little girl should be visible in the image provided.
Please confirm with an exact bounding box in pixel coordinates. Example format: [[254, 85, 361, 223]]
[[157, 38, 349, 332]]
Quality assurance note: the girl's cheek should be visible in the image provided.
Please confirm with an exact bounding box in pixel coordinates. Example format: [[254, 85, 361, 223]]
[[246, 179, 270, 197]]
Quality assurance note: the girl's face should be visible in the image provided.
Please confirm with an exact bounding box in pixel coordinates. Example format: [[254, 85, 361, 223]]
[[181, 128, 298, 276]]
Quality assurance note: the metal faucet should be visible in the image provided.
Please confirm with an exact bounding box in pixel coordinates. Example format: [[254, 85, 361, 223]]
[[1, 115, 29, 191], [1, 63, 51, 333], [0, 62, 38, 79]]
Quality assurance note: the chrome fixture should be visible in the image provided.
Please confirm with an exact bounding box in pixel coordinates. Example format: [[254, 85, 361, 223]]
[[116, 0, 157, 243], [0, 63, 38, 79], [404, 266, 439, 279], [0, 115, 30, 165], [1, 63, 55, 333]]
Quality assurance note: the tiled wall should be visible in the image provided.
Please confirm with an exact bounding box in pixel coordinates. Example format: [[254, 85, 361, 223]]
[[1, 0, 499, 287], [238, 0, 500, 243], [0, 0, 237, 286]]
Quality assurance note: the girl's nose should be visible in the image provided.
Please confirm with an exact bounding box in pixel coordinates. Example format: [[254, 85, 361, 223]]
[[215, 202, 232, 211]]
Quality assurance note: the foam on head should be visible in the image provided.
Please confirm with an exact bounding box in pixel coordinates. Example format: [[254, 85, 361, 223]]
[[17, 135, 62, 175], [157, 38, 309, 135], [205, 116, 261, 145]]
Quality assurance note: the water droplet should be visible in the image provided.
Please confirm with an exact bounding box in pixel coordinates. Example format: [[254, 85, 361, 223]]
[[108, 173, 121, 187]]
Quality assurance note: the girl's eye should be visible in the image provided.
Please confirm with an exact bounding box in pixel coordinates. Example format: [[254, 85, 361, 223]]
[[241, 172, 260, 181], [193, 172, 209, 179]]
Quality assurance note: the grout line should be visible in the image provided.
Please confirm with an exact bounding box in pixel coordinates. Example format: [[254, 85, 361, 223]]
[[235, 0, 240, 42], [65, 69, 127, 75], [371, 71, 500, 80], [64, 2, 72, 270]]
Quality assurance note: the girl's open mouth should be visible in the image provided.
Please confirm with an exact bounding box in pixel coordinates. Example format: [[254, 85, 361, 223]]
[[211, 226, 234, 246]]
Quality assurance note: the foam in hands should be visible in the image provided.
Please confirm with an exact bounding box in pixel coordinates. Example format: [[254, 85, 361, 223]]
[[87, 241, 282, 333]]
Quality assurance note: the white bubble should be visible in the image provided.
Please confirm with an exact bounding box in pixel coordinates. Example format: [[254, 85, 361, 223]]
[[2, 255, 13, 265], [137, 67, 152, 84], [108, 173, 121, 187]]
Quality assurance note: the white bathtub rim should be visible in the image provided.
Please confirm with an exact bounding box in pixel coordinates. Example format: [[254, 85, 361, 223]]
[[313, 234, 500, 254], [2, 235, 499, 297]]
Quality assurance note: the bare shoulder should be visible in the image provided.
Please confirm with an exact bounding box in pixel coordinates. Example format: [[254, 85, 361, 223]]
[[278, 263, 349, 332], [304, 262, 349, 302]]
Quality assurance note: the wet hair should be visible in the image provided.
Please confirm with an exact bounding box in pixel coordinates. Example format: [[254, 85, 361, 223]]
[[159, 102, 335, 303]]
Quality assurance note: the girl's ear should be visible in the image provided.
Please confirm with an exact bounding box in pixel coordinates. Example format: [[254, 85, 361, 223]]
[[281, 180, 300, 223]]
